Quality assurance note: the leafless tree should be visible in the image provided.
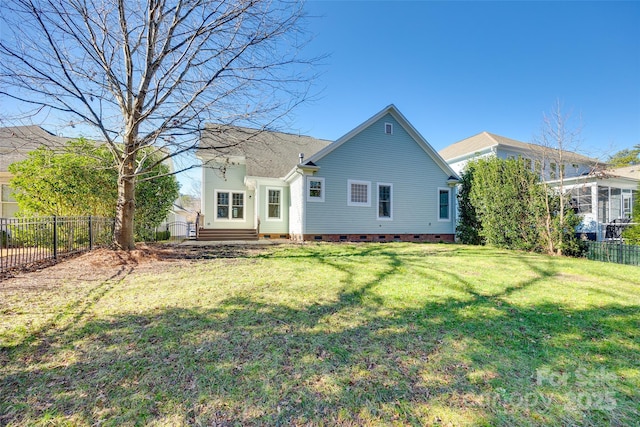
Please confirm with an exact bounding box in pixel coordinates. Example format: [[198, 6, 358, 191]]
[[0, 0, 318, 249], [532, 100, 586, 255]]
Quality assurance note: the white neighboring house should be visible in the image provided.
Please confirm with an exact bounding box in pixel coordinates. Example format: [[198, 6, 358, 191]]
[[439, 131, 639, 241]]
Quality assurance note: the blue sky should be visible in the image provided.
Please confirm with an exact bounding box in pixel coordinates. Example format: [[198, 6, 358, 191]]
[[2, 1, 638, 195], [291, 0, 640, 159]]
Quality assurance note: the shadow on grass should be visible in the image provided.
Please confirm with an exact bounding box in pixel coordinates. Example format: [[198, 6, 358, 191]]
[[1, 244, 638, 426]]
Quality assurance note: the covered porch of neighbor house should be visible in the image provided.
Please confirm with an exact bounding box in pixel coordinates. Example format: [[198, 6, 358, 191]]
[[567, 175, 638, 241]]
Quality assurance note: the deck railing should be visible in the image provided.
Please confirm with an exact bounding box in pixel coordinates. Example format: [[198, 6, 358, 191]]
[[1, 216, 114, 276]]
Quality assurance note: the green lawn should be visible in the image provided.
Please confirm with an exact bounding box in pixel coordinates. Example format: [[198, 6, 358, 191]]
[[1, 243, 639, 426]]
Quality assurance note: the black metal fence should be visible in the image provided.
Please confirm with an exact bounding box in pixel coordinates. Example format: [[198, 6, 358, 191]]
[[585, 241, 640, 266], [1, 216, 114, 275]]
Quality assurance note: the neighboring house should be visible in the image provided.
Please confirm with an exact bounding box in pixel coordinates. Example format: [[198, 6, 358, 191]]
[[197, 105, 460, 242], [440, 131, 598, 179], [439, 131, 639, 240], [0, 125, 69, 217], [0, 125, 183, 230]]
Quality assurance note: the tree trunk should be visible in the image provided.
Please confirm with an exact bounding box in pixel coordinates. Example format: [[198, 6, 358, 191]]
[[114, 158, 136, 250]]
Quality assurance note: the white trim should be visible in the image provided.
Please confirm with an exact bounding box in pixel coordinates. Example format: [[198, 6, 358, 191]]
[[265, 187, 283, 221], [248, 175, 290, 186], [347, 179, 371, 207], [377, 182, 393, 220], [437, 187, 451, 222], [384, 122, 393, 135], [214, 190, 246, 221], [306, 176, 325, 202]]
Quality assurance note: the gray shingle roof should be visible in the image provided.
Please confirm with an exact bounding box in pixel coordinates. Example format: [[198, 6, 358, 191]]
[[0, 125, 70, 172], [607, 165, 640, 180], [439, 131, 599, 164], [198, 125, 332, 178]]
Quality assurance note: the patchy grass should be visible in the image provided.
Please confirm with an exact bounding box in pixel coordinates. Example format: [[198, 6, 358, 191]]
[[1, 243, 638, 426]]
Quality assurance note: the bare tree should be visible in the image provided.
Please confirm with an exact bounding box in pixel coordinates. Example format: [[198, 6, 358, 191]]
[[0, 0, 317, 249], [532, 100, 586, 255]]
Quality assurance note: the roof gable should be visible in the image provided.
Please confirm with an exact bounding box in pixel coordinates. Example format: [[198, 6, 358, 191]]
[[304, 104, 459, 180]]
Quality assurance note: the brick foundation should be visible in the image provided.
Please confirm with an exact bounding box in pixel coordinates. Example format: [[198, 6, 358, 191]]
[[290, 233, 455, 243]]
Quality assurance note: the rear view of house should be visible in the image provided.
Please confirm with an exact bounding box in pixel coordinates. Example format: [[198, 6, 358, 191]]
[[196, 105, 460, 242]]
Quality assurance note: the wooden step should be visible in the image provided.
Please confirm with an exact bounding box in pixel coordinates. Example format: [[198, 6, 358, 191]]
[[196, 228, 258, 241]]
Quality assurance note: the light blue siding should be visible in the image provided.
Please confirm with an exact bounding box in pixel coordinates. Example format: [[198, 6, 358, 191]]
[[305, 113, 455, 235]]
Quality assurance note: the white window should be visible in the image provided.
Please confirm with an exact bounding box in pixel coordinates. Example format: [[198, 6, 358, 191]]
[[1, 185, 16, 202], [524, 158, 532, 171], [384, 122, 393, 135], [307, 177, 325, 202], [377, 183, 393, 220], [232, 193, 244, 219], [348, 180, 371, 207], [215, 191, 245, 220], [438, 188, 450, 221], [266, 188, 282, 220], [0, 184, 18, 218], [217, 192, 229, 219], [623, 189, 633, 218]]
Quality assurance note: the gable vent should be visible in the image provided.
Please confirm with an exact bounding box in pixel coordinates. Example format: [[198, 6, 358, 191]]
[[384, 123, 393, 135]]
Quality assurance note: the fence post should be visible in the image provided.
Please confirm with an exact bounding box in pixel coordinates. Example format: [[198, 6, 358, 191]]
[[53, 215, 58, 260], [1, 217, 5, 272], [617, 240, 622, 264], [88, 216, 93, 251]]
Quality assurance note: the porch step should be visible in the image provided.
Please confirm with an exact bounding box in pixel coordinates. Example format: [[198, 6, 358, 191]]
[[197, 228, 258, 241]]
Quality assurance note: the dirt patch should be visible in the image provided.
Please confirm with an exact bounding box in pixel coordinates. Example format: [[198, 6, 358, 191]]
[[0, 243, 270, 285]]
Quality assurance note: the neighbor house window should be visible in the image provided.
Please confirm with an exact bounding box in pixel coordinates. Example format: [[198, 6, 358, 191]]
[[623, 189, 632, 218], [377, 183, 392, 220], [307, 177, 325, 202], [267, 188, 281, 220], [216, 191, 244, 220], [438, 188, 450, 221], [570, 186, 593, 214], [0, 184, 18, 218], [348, 180, 371, 207], [385, 123, 393, 135], [534, 160, 542, 175], [549, 162, 557, 180], [1, 185, 15, 202], [598, 186, 610, 223]]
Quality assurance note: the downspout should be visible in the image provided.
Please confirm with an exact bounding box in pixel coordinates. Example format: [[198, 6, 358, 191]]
[[255, 185, 260, 235], [302, 173, 306, 241]]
